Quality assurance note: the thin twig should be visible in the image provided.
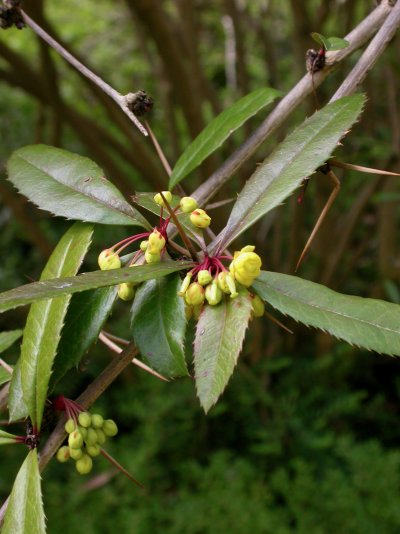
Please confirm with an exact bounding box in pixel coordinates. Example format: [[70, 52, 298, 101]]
[[145, 120, 172, 176], [99, 332, 169, 382], [192, 1, 394, 208], [20, 10, 148, 136]]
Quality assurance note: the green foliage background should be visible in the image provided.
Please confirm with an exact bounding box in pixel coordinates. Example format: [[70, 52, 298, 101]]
[[1, 1, 400, 532]]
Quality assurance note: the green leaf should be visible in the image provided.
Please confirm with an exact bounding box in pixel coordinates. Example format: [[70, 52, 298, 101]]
[[7, 144, 150, 228], [211, 94, 365, 252], [0, 261, 193, 314], [131, 274, 188, 377], [310, 32, 327, 48], [10, 223, 93, 429], [169, 88, 281, 189], [0, 330, 22, 355], [8, 360, 27, 422], [2, 449, 46, 534], [326, 37, 349, 51], [252, 271, 400, 357], [0, 367, 12, 387], [194, 293, 252, 413], [50, 286, 117, 387], [0, 428, 18, 444]]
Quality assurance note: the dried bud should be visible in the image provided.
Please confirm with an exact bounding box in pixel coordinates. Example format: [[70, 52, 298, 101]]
[[98, 249, 121, 271], [190, 209, 211, 229], [154, 191, 172, 207], [197, 270, 212, 286], [179, 196, 198, 213]]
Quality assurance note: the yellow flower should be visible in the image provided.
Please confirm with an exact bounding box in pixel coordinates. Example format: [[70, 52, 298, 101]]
[[229, 247, 262, 287], [190, 209, 211, 228]]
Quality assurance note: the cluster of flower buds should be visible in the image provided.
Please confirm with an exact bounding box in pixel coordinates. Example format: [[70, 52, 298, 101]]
[[178, 245, 264, 319], [56, 411, 118, 475]]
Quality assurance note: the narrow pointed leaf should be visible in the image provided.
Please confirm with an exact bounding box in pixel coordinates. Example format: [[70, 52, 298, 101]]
[[0, 429, 18, 439], [194, 294, 252, 413], [211, 94, 365, 252], [0, 330, 22, 355], [252, 271, 400, 356], [131, 274, 188, 377], [7, 144, 151, 228], [0, 367, 12, 387], [10, 223, 93, 429], [169, 88, 281, 189], [0, 261, 193, 314], [50, 286, 117, 387], [8, 360, 27, 421], [2, 449, 46, 534]]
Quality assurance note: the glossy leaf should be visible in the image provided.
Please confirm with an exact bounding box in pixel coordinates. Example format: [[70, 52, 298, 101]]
[[0, 261, 193, 314], [252, 271, 400, 356], [311, 32, 349, 51], [50, 286, 117, 387], [7, 144, 150, 228], [0, 330, 22, 355], [11, 223, 93, 429], [194, 294, 252, 413], [2, 449, 46, 534], [211, 94, 365, 252], [8, 360, 27, 422], [131, 274, 188, 377], [169, 88, 281, 189]]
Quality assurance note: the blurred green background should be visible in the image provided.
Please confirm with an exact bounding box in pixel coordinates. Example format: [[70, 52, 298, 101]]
[[1, 1, 400, 532]]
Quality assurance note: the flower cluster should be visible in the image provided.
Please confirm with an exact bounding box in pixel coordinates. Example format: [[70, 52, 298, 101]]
[[57, 410, 118, 475], [178, 246, 264, 319]]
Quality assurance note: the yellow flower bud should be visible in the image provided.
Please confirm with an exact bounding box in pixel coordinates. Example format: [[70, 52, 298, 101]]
[[251, 294, 265, 318], [197, 269, 212, 286], [56, 446, 70, 463], [103, 419, 118, 437], [154, 191, 172, 207], [180, 196, 198, 213], [69, 447, 84, 460], [140, 240, 148, 252], [205, 280, 222, 306], [178, 273, 192, 296], [65, 418, 76, 434], [217, 272, 238, 298], [85, 428, 98, 446], [86, 443, 101, 457], [75, 454, 93, 475], [147, 230, 166, 254], [96, 429, 107, 445], [78, 412, 92, 428], [91, 414, 104, 428], [229, 249, 262, 287], [68, 430, 83, 450], [98, 249, 121, 271], [118, 282, 135, 301], [145, 249, 161, 264], [190, 209, 211, 229], [185, 282, 205, 306]]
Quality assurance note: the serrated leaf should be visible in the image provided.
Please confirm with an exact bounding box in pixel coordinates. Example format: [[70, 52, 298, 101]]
[[211, 94, 365, 252], [50, 286, 117, 387], [131, 274, 188, 377], [194, 294, 252, 413], [252, 271, 400, 356], [0, 261, 193, 314], [10, 223, 93, 429], [169, 88, 281, 189], [2, 449, 46, 534], [7, 144, 150, 228], [0, 330, 22, 355]]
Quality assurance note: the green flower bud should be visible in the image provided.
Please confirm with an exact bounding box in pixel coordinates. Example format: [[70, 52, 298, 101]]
[[154, 191, 172, 207], [78, 426, 88, 440], [96, 429, 107, 445], [178, 272, 192, 296], [68, 430, 83, 450], [64, 418, 76, 434], [85, 428, 98, 446], [118, 282, 135, 301], [140, 240, 148, 252], [69, 447, 84, 460], [75, 454, 93, 475], [190, 209, 211, 229], [185, 282, 205, 306], [86, 443, 101, 457], [145, 249, 161, 264], [217, 272, 238, 298], [251, 294, 265, 318], [98, 249, 121, 271], [205, 280, 223, 306], [147, 230, 166, 254], [78, 412, 92, 428], [197, 269, 212, 286], [56, 446, 70, 463], [180, 196, 198, 213], [91, 414, 104, 428], [103, 419, 118, 437]]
